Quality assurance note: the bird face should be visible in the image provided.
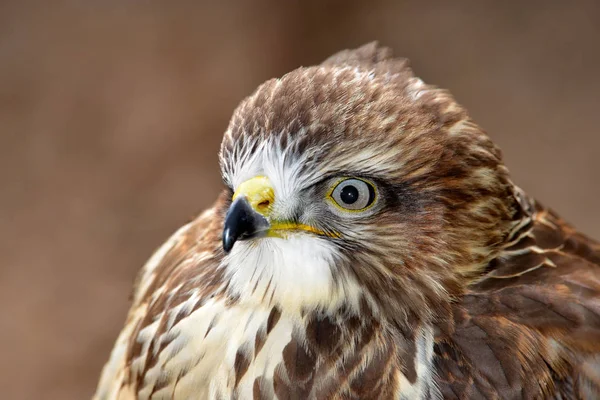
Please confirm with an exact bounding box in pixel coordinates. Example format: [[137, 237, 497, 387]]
[[218, 64, 517, 316], [219, 139, 390, 312], [222, 174, 383, 252]]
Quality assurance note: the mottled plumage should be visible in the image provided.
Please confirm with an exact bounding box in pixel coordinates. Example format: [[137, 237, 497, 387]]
[[95, 43, 600, 399]]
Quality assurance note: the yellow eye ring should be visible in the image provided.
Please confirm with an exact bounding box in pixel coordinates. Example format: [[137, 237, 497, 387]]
[[327, 177, 378, 212]]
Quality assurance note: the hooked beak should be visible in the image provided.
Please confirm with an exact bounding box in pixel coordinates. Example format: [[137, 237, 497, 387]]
[[222, 175, 339, 252], [222, 176, 273, 252]]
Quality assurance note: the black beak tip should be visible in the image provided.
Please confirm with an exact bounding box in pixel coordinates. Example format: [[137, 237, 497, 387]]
[[222, 227, 235, 253], [222, 197, 270, 253]]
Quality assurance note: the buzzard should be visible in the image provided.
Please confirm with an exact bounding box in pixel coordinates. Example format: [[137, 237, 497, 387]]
[[94, 43, 600, 399]]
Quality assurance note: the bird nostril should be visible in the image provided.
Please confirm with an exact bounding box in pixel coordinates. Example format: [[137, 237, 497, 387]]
[[257, 200, 270, 209]]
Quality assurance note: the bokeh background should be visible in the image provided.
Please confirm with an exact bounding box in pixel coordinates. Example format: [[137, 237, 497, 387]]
[[1, 1, 599, 399]]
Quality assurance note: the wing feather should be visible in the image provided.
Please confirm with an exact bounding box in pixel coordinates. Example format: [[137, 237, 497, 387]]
[[435, 196, 600, 398]]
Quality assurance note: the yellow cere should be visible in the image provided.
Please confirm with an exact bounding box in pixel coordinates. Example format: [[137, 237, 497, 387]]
[[232, 175, 275, 216]]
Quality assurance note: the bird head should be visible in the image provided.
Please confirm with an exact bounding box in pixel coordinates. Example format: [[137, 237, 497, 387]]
[[218, 43, 520, 319]]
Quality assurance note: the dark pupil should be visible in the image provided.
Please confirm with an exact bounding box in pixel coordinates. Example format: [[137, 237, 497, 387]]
[[340, 185, 359, 204]]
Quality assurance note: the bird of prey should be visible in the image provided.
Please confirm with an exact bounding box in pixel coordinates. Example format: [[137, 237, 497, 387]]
[[94, 43, 600, 399]]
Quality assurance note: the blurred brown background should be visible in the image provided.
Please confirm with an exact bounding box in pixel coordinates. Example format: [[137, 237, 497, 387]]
[[0, 1, 598, 399]]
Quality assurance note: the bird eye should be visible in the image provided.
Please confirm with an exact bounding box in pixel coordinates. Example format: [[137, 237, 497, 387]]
[[328, 178, 377, 211]]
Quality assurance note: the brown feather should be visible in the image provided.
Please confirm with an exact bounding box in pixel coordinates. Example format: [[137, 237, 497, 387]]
[[436, 194, 600, 398]]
